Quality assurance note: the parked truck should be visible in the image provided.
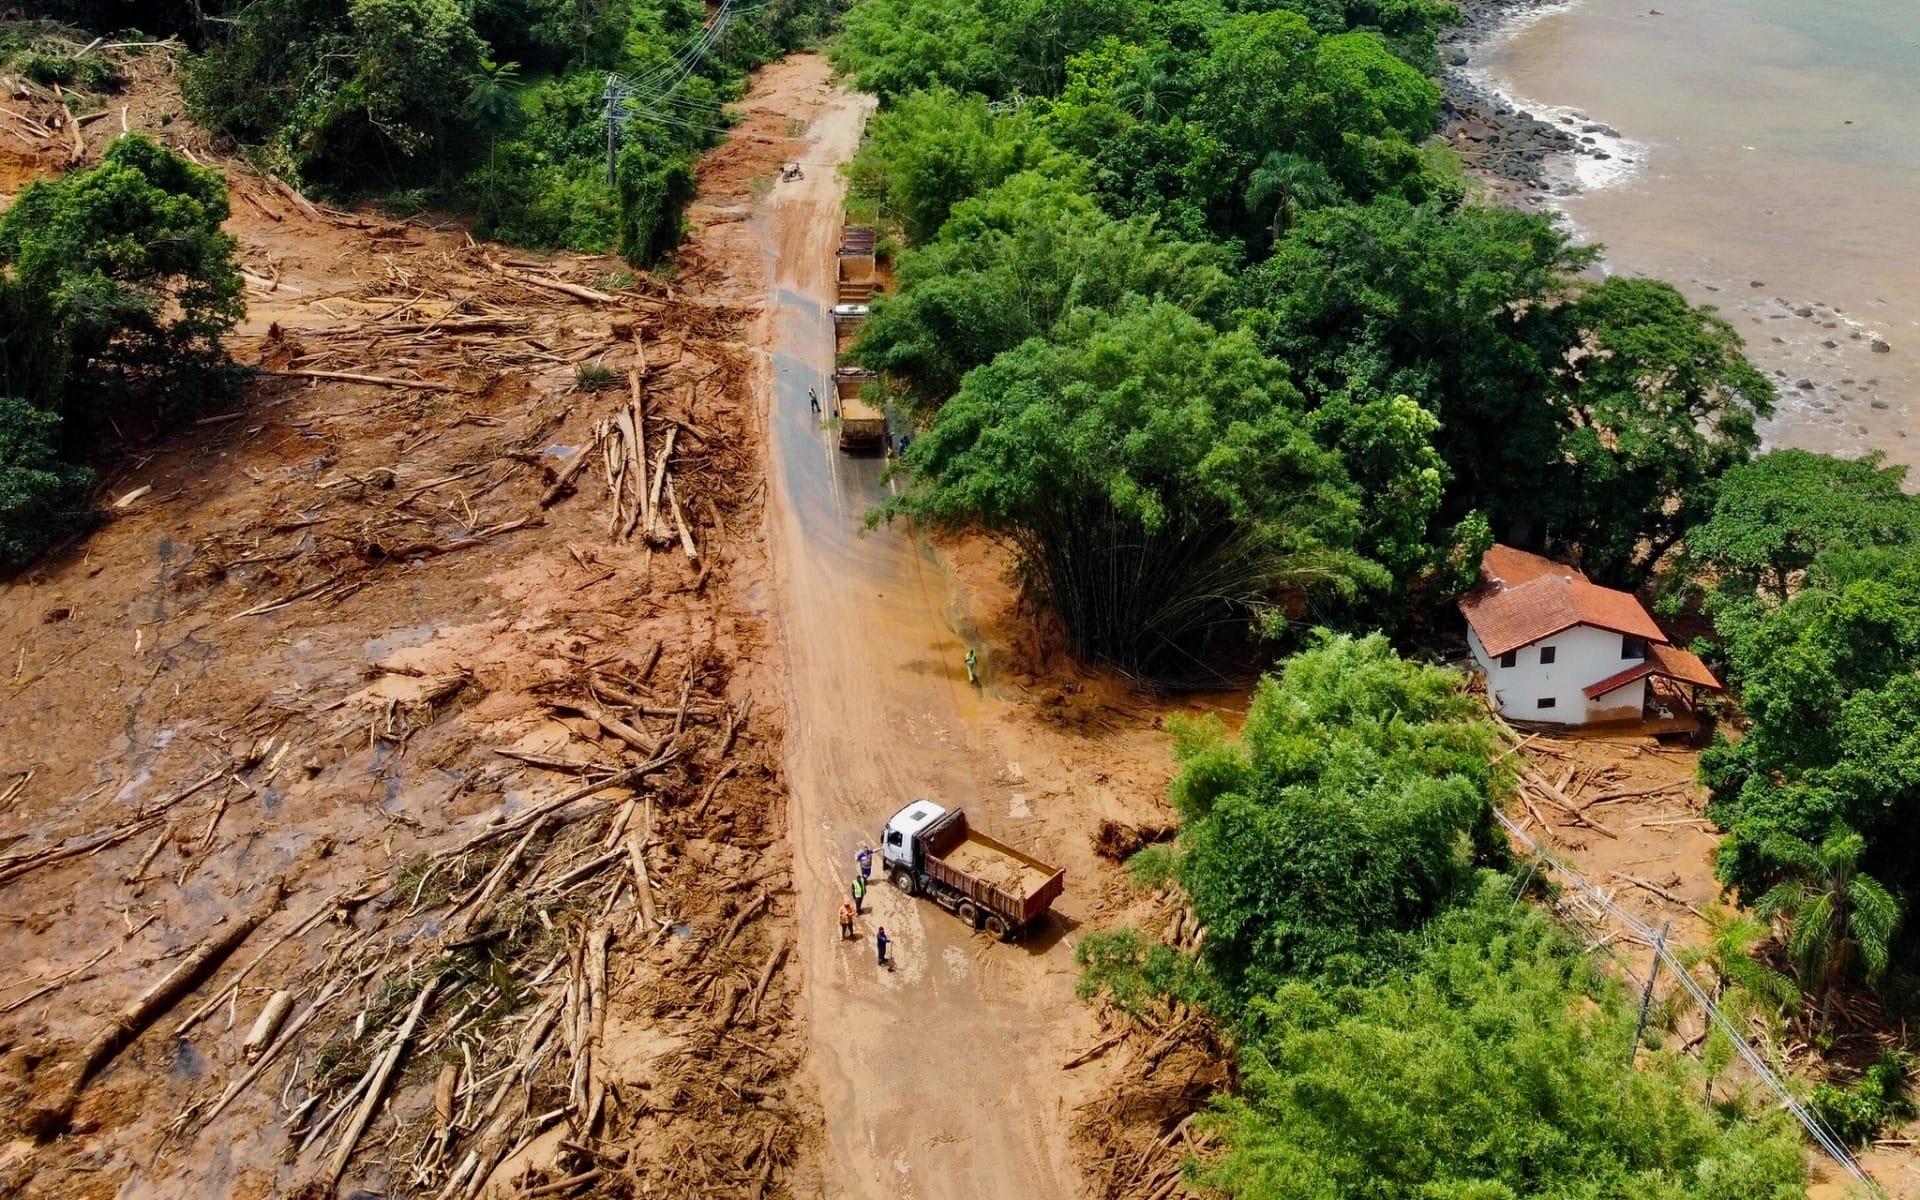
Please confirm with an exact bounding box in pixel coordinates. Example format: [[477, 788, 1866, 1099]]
[[836, 225, 876, 304], [880, 800, 1065, 940], [831, 368, 885, 452]]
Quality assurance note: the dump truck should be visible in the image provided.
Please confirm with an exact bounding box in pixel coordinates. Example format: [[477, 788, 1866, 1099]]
[[837, 225, 876, 304], [833, 366, 885, 452], [880, 800, 1065, 940]]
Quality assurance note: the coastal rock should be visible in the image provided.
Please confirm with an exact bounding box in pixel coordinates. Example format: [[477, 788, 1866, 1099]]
[[1872, 400, 1890, 409], [1751, 280, 1766, 287], [1448, 49, 1470, 65], [1823, 339, 1839, 348], [1871, 337, 1892, 353], [1794, 306, 1813, 317], [1795, 379, 1815, 390]]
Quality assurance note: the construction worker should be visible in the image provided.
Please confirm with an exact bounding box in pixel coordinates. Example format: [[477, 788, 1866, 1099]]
[[808, 386, 820, 414], [851, 874, 867, 916], [964, 648, 978, 686], [876, 925, 890, 967], [839, 902, 856, 940], [856, 845, 874, 881]]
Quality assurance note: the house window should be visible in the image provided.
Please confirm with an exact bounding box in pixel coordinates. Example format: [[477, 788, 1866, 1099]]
[[1537, 697, 1557, 709], [1498, 650, 1517, 669], [1621, 636, 1645, 660], [1539, 645, 1557, 665]]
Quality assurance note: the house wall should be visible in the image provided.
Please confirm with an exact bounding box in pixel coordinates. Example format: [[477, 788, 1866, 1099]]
[[1468, 624, 1646, 724]]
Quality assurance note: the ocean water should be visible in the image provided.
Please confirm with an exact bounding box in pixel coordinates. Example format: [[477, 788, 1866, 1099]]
[[1476, 0, 1920, 465]]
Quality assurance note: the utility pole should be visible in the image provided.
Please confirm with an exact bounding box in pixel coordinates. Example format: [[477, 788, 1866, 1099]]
[[1629, 921, 1671, 1064], [602, 74, 631, 186]]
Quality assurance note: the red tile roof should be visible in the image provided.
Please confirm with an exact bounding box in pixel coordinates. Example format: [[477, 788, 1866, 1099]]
[[1582, 643, 1723, 698], [1479, 544, 1577, 589], [1583, 662, 1655, 700], [1460, 547, 1668, 658], [1646, 641, 1722, 690]]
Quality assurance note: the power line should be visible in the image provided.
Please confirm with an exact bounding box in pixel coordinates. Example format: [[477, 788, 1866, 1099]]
[[1492, 805, 1884, 1194]]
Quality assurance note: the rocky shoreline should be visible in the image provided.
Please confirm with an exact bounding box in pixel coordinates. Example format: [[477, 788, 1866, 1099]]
[[1436, 0, 1615, 196]]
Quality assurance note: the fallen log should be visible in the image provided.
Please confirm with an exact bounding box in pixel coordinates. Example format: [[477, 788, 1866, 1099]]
[[241, 990, 294, 1059], [718, 891, 769, 949], [1061, 1027, 1129, 1071], [748, 935, 788, 1022], [487, 263, 614, 304], [28, 883, 283, 1134], [272, 368, 464, 392], [626, 829, 657, 928], [327, 971, 442, 1187], [266, 175, 324, 221], [666, 476, 698, 560]]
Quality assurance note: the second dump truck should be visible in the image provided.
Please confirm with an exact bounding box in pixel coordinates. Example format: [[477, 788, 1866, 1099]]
[[833, 366, 886, 452], [880, 800, 1065, 940]]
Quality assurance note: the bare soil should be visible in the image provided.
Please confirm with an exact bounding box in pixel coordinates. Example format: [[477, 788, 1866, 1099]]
[[0, 48, 819, 1200]]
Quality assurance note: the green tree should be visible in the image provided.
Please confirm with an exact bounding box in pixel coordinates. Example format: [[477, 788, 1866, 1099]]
[[1238, 196, 1590, 543], [1677, 449, 1920, 616], [1703, 557, 1920, 983], [1204, 887, 1808, 1200], [852, 170, 1234, 410], [0, 400, 94, 570], [1169, 633, 1498, 996], [847, 88, 1072, 244], [1753, 830, 1901, 1034], [882, 305, 1377, 681], [1672, 907, 1798, 1097], [0, 134, 246, 432], [1544, 277, 1774, 583], [1191, 14, 1439, 244], [295, 0, 488, 179]]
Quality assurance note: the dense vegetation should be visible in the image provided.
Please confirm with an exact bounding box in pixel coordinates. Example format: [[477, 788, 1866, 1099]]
[[156, 0, 833, 260], [0, 135, 245, 567], [1688, 456, 1920, 1026], [1082, 636, 1808, 1199], [843, 0, 1774, 679]]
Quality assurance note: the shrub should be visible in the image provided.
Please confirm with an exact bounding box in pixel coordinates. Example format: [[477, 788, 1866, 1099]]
[[1807, 1050, 1915, 1147], [0, 399, 93, 570]]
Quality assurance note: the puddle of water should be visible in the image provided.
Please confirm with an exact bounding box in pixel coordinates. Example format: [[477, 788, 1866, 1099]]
[[362, 621, 438, 661]]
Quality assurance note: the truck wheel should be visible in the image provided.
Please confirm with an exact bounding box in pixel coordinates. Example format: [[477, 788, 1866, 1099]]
[[890, 868, 916, 897], [984, 914, 1011, 941], [955, 902, 979, 930]]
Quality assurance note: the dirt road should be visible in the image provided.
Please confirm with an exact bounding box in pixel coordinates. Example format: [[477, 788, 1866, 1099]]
[[756, 75, 1103, 1200]]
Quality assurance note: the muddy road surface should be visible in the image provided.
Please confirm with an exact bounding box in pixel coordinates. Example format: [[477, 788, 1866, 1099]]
[[758, 80, 1109, 1200]]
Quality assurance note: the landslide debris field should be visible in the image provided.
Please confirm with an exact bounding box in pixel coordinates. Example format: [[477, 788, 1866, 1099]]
[[0, 54, 827, 1200]]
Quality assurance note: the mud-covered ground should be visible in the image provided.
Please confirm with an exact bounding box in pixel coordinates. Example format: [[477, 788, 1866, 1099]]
[[0, 48, 821, 1200]]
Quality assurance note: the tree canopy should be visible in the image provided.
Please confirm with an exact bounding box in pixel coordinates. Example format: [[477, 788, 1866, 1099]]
[[1082, 637, 1807, 1200], [1168, 633, 1499, 996], [182, 0, 832, 262], [882, 306, 1377, 680], [852, 170, 1234, 410], [0, 135, 245, 567], [1676, 449, 1920, 617], [1701, 552, 1920, 988]]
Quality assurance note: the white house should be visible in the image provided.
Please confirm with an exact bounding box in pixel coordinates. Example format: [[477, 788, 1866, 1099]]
[[1460, 546, 1721, 726]]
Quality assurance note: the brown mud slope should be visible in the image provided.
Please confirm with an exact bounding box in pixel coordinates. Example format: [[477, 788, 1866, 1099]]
[[0, 53, 824, 1200]]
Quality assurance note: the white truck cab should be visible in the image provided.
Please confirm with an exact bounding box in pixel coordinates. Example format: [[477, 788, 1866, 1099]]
[[881, 800, 946, 871]]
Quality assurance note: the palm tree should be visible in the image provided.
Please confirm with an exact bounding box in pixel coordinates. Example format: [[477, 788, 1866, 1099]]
[[1110, 55, 1182, 122], [1244, 151, 1338, 247], [1674, 905, 1799, 1099], [1754, 829, 1901, 1036], [462, 58, 522, 171]]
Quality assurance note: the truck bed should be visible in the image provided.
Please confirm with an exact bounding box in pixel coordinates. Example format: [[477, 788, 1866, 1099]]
[[918, 810, 1065, 926]]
